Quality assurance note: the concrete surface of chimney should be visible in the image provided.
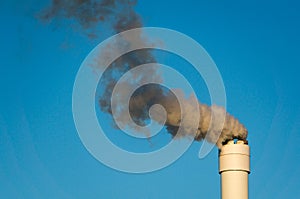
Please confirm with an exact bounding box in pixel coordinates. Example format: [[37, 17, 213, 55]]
[[219, 140, 250, 199]]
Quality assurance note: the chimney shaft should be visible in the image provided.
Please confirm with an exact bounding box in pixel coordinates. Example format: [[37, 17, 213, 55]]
[[219, 140, 250, 199]]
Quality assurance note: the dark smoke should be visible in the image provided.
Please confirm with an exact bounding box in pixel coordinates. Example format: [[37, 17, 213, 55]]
[[39, 0, 248, 148], [38, 0, 141, 37]]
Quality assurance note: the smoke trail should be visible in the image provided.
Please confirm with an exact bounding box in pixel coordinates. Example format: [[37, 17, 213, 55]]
[[38, 0, 141, 37], [38, 0, 247, 148]]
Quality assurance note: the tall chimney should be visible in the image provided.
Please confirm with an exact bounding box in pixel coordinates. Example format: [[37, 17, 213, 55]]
[[219, 140, 250, 199]]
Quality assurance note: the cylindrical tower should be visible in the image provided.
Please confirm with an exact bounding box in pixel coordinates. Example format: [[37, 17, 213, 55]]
[[219, 140, 250, 199]]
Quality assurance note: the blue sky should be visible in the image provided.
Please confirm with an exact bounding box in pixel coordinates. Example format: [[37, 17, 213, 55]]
[[1, 0, 300, 198]]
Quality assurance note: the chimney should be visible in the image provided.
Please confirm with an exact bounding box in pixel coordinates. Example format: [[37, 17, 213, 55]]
[[219, 140, 250, 199]]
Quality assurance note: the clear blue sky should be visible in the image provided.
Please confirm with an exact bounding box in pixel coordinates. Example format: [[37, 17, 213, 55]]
[[1, 0, 300, 198]]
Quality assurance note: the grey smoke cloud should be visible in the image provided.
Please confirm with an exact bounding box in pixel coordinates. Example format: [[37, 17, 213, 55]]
[[39, 0, 248, 148]]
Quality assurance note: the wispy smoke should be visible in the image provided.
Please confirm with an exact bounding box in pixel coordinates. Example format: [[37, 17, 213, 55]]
[[38, 0, 141, 38], [39, 0, 248, 148]]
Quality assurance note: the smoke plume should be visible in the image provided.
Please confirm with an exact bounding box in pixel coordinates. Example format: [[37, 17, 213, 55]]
[[39, 0, 248, 148]]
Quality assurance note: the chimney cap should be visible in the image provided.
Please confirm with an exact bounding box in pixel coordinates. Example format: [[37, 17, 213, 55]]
[[222, 139, 248, 146]]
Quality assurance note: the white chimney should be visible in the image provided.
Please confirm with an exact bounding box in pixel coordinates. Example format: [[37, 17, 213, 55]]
[[219, 140, 250, 199]]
